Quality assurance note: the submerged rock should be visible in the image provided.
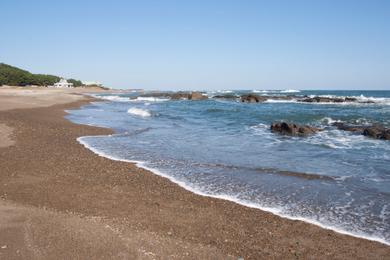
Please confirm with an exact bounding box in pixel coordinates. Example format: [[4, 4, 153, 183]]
[[332, 122, 390, 140], [332, 122, 365, 134], [270, 122, 321, 137], [240, 94, 267, 103], [138, 92, 173, 98], [363, 127, 390, 140], [213, 94, 238, 99], [300, 96, 375, 104], [139, 91, 208, 100], [301, 96, 345, 103]]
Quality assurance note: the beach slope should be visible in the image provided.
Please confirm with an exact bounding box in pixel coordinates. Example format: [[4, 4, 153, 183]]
[[0, 88, 389, 259]]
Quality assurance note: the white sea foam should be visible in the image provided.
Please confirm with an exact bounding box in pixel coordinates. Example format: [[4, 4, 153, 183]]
[[76, 135, 389, 246], [264, 99, 298, 103], [321, 117, 341, 125], [355, 95, 390, 105], [127, 108, 151, 117], [97, 95, 130, 102], [252, 89, 301, 93], [306, 94, 390, 106], [252, 90, 269, 93], [216, 90, 233, 93], [280, 89, 301, 93], [132, 97, 170, 102]]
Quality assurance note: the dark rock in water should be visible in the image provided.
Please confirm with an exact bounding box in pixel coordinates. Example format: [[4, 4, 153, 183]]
[[171, 92, 191, 100], [271, 122, 321, 137], [363, 127, 390, 140], [240, 94, 267, 103], [138, 92, 173, 98], [189, 92, 208, 100], [301, 96, 344, 103], [213, 94, 238, 99], [333, 122, 390, 140], [332, 122, 365, 134], [300, 96, 376, 104], [345, 97, 358, 102], [165, 91, 208, 100], [267, 95, 299, 101]]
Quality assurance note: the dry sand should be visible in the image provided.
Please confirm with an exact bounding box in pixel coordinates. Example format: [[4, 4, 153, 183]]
[[0, 86, 105, 111], [0, 88, 389, 259], [0, 124, 14, 148]]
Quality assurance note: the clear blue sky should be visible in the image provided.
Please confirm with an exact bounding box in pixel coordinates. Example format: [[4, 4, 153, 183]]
[[1, 0, 389, 90]]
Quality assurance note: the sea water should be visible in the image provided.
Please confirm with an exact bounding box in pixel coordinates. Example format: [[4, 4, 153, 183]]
[[66, 90, 390, 244]]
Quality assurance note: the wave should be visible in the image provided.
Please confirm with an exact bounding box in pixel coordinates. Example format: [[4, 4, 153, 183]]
[[76, 135, 389, 245], [355, 95, 390, 105], [216, 90, 233, 93], [280, 89, 301, 93], [95, 95, 130, 102], [252, 89, 301, 93], [321, 117, 342, 125], [127, 107, 151, 117], [252, 90, 269, 93], [131, 97, 170, 102], [306, 94, 390, 105], [264, 99, 298, 103]]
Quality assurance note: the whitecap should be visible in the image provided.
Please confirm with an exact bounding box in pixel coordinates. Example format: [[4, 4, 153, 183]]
[[280, 89, 301, 93], [264, 99, 298, 103], [321, 117, 341, 125], [252, 90, 269, 93], [127, 108, 151, 117], [216, 90, 233, 93], [96, 95, 130, 102], [133, 97, 170, 102]]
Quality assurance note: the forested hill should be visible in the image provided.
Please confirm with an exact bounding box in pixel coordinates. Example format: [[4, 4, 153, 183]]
[[0, 63, 83, 87]]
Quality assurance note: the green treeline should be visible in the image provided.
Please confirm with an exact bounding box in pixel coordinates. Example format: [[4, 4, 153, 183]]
[[0, 63, 82, 87], [67, 78, 83, 87]]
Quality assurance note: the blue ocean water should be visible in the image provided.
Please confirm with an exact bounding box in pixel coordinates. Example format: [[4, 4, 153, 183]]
[[66, 90, 390, 244]]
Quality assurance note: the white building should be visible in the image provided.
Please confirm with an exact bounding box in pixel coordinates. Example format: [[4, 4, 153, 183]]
[[53, 78, 73, 88]]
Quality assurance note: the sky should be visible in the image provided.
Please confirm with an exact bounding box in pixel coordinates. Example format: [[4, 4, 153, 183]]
[[1, 0, 389, 90]]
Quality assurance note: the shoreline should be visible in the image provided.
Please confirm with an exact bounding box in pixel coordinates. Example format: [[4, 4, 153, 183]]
[[1, 91, 389, 259], [77, 134, 389, 246]]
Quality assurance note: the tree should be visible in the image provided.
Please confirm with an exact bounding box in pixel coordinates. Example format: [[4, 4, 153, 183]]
[[67, 78, 84, 87], [0, 63, 80, 87]]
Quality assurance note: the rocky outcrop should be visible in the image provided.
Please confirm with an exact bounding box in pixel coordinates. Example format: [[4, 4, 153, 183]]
[[170, 92, 190, 100], [332, 122, 390, 140], [189, 92, 208, 100], [332, 122, 365, 134], [300, 96, 374, 104], [139, 91, 207, 100], [237, 94, 373, 104], [301, 97, 345, 103], [213, 94, 238, 99], [240, 95, 267, 103], [363, 127, 390, 140], [138, 92, 173, 98], [271, 122, 321, 137]]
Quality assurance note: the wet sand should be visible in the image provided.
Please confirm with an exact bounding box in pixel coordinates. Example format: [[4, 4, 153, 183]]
[[0, 89, 389, 259]]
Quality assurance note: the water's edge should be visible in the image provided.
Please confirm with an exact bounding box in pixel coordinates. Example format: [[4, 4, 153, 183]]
[[76, 133, 390, 246]]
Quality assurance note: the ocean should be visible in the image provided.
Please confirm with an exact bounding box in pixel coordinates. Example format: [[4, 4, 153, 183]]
[[66, 90, 390, 245]]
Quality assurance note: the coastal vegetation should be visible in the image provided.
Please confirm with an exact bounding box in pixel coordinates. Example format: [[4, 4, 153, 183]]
[[67, 78, 83, 87], [0, 63, 83, 87]]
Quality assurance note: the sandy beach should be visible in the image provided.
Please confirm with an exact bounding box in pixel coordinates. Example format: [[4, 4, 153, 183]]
[[0, 88, 389, 259]]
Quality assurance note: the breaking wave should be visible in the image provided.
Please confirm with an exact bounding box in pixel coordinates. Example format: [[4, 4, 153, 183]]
[[127, 107, 151, 117]]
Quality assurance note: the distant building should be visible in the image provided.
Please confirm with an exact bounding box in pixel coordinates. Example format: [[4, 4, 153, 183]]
[[53, 78, 73, 88], [82, 81, 102, 87]]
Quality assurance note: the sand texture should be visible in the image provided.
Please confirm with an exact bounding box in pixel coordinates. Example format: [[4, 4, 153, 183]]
[[0, 89, 389, 259]]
